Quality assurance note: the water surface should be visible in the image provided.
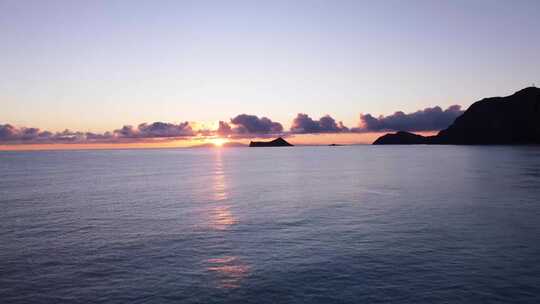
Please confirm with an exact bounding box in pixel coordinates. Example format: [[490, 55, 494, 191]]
[[1, 146, 540, 303]]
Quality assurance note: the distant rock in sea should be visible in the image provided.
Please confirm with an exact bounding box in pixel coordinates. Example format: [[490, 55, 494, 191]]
[[249, 137, 293, 147], [373, 87, 540, 145]]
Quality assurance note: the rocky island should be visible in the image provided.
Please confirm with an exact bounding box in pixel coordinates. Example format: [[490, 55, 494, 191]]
[[373, 87, 540, 145], [249, 137, 294, 147]]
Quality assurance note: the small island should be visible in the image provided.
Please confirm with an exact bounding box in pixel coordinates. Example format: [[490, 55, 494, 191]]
[[373, 87, 540, 145], [249, 137, 293, 147]]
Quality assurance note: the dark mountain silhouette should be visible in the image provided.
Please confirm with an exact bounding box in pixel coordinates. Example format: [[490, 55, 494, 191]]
[[373, 87, 540, 145], [249, 137, 293, 147]]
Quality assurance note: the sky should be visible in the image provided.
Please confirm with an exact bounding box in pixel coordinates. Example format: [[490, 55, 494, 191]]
[[1, 0, 539, 148]]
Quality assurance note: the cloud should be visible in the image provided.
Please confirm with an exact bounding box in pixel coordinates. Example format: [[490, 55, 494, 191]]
[[217, 121, 233, 136], [229, 114, 283, 134], [0, 124, 63, 142], [0, 124, 113, 143], [113, 122, 193, 138], [85, 132, 114, 141], [0, 105, 465, 145], [214, 115, 285, 139], [290, 113, 349, 133], [49, 130, 86, 141], [0, 122, 193, 144], [353, 105, 463, 132], [0, 124, 19, 140]]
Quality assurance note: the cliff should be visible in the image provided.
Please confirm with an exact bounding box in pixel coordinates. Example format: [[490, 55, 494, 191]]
[[373, 87, 540, 145]]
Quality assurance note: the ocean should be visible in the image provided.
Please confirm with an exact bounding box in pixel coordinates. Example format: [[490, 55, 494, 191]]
[[1, 146, 539, 303]]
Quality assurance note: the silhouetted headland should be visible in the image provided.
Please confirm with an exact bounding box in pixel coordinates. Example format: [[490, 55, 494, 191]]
[[249, 137, 293, 147], [373, 131, 433, 145], [373, 87, 540, 145]]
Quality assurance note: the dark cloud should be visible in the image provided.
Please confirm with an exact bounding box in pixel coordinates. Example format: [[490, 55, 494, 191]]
[[0, 124, 18, 140], [0, 122, 193, 144], [114, 125, 137, 138], [353, 105, 463, 132], [1, 105, 465, 145], [85, 132, 114, 141], [0, 124, 61, 142], [50, 130, 86, 141], [229, 114, 283, 134], [114, 122, 193, 138], [217, 121, 232, 136], [290, 114, 349, 133], [0, 124, 107, 143]]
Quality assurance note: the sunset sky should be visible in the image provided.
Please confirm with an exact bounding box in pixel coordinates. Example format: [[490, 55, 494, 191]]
[[1, 0, 540, 148]]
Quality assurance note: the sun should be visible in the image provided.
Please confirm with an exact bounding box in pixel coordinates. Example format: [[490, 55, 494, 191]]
[[209, 138, 228, 147]]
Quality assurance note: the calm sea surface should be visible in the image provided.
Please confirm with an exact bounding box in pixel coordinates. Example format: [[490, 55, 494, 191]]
[[1, 146, 540, 303]]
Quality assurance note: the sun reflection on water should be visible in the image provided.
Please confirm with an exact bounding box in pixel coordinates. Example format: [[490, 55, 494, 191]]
[[213, 171, 227, 202], [203, 151, 249, 288], [212, 150, 228, 202], [206, 256, 250, 289], [206, 150, 238, 231], [208, 205, 238, 231]]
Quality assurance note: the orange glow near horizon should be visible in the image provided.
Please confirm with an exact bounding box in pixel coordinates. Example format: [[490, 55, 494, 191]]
[[0, 131, 439, 151], [207, 137, 229, 147]]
